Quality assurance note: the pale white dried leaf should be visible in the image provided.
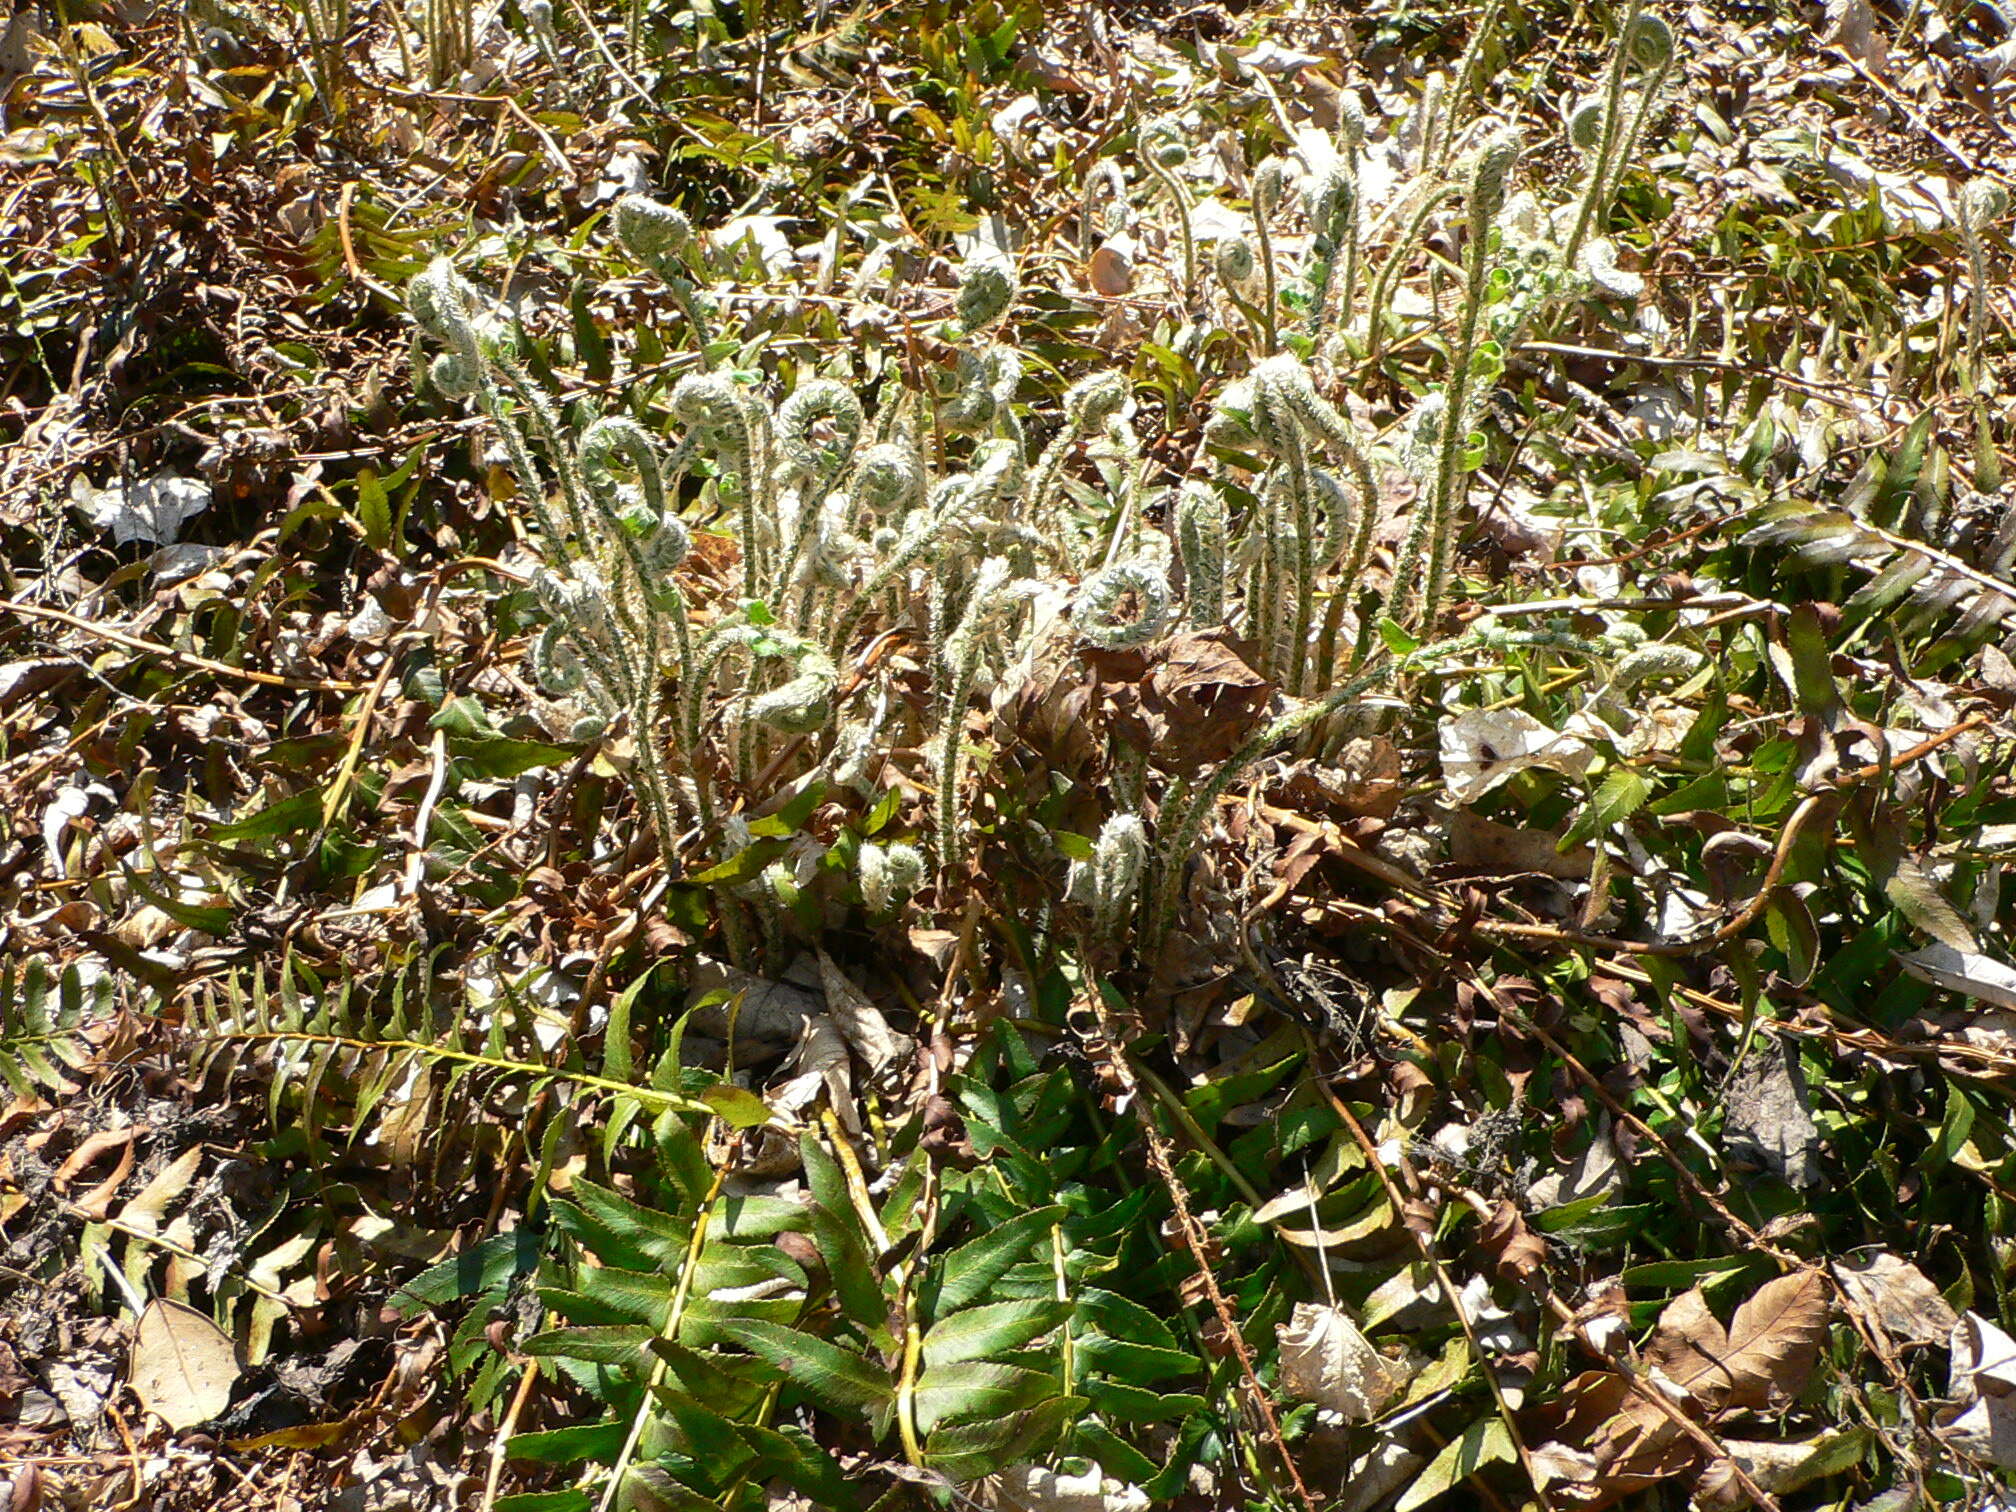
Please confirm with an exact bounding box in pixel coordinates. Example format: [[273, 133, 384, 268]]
[[71, 472, 211, 547], [1439, 708, 1594, 805], [1897, 942, 2016, 1010], [990, 1462, 1149, 1512], [1276, 1302, 1406, 1422], [129, 1299, 239, 1430], [1722, 1041, 1822, 1189]]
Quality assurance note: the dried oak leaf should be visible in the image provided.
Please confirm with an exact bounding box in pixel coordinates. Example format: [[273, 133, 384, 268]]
[[1082, 630, 1275, 775], [1528, 1368, 1693, 1496], [1642, 1271, 1829, 1414]]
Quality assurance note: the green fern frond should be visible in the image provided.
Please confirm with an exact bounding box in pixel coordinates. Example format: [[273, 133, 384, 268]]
[[0, 958, 108, 1099]]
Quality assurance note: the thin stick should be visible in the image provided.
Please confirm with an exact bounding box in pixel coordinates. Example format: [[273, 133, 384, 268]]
[[2, 598, 367, 692]]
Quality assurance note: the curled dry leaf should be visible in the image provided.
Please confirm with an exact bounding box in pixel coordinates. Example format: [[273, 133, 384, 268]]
[[1081, 630, 1274, 777], [1275, 1301, 1408, 1422], [1477, 1199, 1548, 1284], [1087, 234, 1138, 296], [1943, 1311, 2016, 1469], [814, 948, 914, 1083]]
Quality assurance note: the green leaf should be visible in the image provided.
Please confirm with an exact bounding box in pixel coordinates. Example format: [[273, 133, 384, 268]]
[[1565, 765, 1651, 845], [706, 1194, 812, 1241], [354, 466, 392, 550], [429, 696, 505, 739], [724, 1320, 895, 1419], [504, 1423, 628, 1465], [686, 840, 787, 887], [734, 1422, 862, 1511], [809, 1205, 888, 1337], [1395, 1416, 1515, 1512], [451, 736, 575, 779], [521, 1324, 653, 1365], [495, 1491, 595, 1512], [922, 1394, 1083, 1482], [671, 1296, 806, 1349], [1378, 617, 1419, 655], [746, 781, 825, 837], [1763, 887, 1819, 986], [120, 862, 233, 936], [912, 1360, 1055, 1434], [1069, 1292, 1176, 1355], [925, 1205, 1065, 1322], [1082, 1379, 1206, 1423], [863, 786, 903, 836], [921, 1299, 1069, 1368], [209, 788, 327, 842], [569, 281, 613, 384], [1074, 1335, 1201, 1385], [390, 1230, 543, 1315], [699, 1083, 774, 1128]]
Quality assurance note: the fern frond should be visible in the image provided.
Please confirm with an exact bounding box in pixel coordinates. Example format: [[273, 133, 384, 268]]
[[0, 959, 109, 1099], [1743, 494, 2016, 637]]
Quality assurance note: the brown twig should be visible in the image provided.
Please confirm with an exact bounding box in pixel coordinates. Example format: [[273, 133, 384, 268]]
[[2, 597, 366, 693]]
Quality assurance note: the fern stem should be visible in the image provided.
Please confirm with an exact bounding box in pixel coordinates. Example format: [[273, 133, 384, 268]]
[[596, 1132, 745, 1512]]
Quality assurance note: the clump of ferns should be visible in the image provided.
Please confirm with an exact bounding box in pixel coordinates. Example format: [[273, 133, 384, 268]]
[[1191, 7, 1674, 660], [409, 222, 1154, 956]]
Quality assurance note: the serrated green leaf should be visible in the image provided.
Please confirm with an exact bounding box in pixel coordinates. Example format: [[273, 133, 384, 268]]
[[1073, 1334, 1201, 1385], [521, 1324, 653, 1365], [1567, 765, 1651, 845], [922, 1394, 1083, 1482], [504, 1422, 628, 1465], [390, 1230, 543, 1315], [912, 1360, 1055, 1434], [735, 1421, 863, 1511], [724, 1320, 894, 1419], [1083, 1379, 1207, 1423], [1074, 1289, 1180, 1351], [429, 696, 504, 739], [810, 1205, 888, 1336], [924, 1205, 1065, 1322], [921, 1299, 1069, 1368]]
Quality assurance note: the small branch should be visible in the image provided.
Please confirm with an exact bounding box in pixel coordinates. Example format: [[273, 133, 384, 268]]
[[2, 598, 366, 693]]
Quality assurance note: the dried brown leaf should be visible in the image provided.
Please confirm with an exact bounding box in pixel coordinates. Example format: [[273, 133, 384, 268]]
[[1643, 1271, 1829, 1414], [1831, 1251, 1956, 1351]]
